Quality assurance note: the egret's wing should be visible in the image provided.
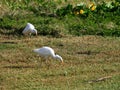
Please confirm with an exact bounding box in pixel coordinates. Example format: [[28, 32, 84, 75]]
[[25, 23, 34, 30], [22, 23, 35, 34], [39, 48, 50, 55], [28, 23, 35, 30], [40, 47, 55, 56], [34, 47, 55, 56], [22, 27, 30, 34]]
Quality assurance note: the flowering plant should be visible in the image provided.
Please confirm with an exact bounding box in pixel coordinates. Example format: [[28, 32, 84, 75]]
[[56, 1, 120, 17]]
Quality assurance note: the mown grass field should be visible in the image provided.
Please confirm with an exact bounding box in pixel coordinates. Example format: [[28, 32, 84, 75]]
[[0, 35, 120, 90], [0, 0, 120, 90]]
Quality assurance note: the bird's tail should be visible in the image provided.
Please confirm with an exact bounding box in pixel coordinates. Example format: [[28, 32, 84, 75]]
[[33, 49, 39, 53]]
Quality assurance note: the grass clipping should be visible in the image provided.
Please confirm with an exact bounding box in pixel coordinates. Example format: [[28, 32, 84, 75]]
[[88, 76, 112, 83]]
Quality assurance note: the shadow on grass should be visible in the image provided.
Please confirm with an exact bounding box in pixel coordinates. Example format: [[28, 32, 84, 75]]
[[0, 27, 23, 36], [3, 65, 35, 69], [76, 50, 100, 55], [0, 41, 17, 44]]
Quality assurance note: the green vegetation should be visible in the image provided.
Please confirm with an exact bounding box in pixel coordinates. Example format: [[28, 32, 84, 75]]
[[0, 0, 120, 90], [0, 0, 120, 37]]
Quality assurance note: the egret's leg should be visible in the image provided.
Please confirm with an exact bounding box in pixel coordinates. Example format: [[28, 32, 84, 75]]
[[46, 57, 52, 69], [28, 33, 31, 39], [42, 58, 46, 67], [35, 56, 41, 68], [38, 56, 48, 68], [44, 57, 49, 66], [38, 57, 45, 68]]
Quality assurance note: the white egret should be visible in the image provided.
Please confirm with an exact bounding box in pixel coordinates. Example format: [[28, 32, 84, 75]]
[[33, 46, 63, 63], [22, 23, 37, 36]]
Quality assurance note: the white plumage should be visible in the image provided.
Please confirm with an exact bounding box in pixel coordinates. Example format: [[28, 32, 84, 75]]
[[22, 23, 37, 36], [33, 46, 63, 63]]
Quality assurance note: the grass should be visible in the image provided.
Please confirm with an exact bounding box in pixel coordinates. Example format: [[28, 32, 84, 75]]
[[0, 35, 120, 90], [0, 0, 120, 90]]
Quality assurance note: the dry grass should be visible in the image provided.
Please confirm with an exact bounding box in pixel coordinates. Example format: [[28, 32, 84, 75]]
[[0, 35, 120, 90], [0, 3, 10, 17]]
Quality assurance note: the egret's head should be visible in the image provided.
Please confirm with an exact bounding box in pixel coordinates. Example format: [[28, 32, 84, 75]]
[[55, 54, 63, 63], [32, 29, 37, 35]]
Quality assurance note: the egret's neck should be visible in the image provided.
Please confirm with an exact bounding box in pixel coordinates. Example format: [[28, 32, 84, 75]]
[[52, 54, 56, 59], [52, 54, 63, 63]]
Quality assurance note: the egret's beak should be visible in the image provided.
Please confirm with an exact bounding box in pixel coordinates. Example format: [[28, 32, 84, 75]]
[[35, 32, 37, 36], [36, 32, 37, 36], [61, 60, 64, 64]]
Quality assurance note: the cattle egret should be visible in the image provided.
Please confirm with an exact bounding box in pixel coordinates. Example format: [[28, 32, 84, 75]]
[[33, 46, 63, 63], [22, 23, 37, 36]]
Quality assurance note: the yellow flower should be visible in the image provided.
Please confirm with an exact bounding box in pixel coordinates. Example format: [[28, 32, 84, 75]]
[[80, 9, 84, 14], [91, 6, 96, 11], [89, 3, 95, 8], [88, 2, 96, 11]]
